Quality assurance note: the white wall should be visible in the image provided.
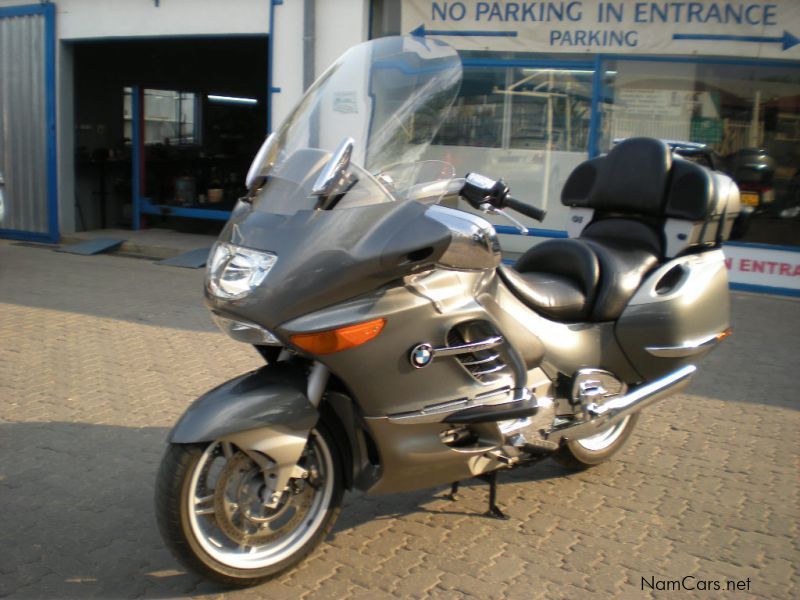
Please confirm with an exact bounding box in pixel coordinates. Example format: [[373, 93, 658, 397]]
[[270, 0, 304, 133], [0, 0, 269, 39], [0, 0, 368, 232], [270, 0, 369, 133], [56, 0, 269, 40], [314, 0, 368, 79], [0, 0, 370, 141]]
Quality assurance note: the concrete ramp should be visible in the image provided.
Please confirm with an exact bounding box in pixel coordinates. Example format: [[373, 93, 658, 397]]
[[155, 247, 211, 269], [56, 238, 125, 255]]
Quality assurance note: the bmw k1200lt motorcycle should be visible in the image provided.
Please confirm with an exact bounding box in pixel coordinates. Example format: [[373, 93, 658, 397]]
[[155, 36, 740, 586]]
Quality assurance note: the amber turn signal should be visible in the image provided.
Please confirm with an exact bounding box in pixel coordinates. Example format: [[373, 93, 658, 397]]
[[290, 318, 386, 355]]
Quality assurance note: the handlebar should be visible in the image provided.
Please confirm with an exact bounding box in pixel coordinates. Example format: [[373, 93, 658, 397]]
[[460, 172, 546, 223], [504, 197, 547, 222]]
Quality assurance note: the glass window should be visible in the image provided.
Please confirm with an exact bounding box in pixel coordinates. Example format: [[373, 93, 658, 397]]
[[599, 60, 800, 247], [424, 64, 593, 248], [123, 87, 199, 145], [434, 66, 593, 151]]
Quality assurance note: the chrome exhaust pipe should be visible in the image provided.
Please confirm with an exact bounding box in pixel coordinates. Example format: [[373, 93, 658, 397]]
[[549, 364, 697, 443]]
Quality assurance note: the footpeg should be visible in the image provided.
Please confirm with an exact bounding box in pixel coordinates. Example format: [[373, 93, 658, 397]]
[[485, 449, 519, 466], [522, 438, 559, 451]]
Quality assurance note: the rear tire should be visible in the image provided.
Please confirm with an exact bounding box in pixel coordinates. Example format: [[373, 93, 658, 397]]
[[155, 423, 343, 587], [554, 414, 639, 470]]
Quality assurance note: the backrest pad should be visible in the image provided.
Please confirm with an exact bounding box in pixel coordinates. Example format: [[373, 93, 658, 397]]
[[587, 137, 672, 217], [560, 137, 738, 255]]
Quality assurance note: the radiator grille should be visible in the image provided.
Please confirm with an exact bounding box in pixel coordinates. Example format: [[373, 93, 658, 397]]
[[447, 323, 510, 384]]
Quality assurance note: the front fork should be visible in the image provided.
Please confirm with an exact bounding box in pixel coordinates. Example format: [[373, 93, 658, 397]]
[[227, 359, 330, 509], [306, 361, 330, 407]]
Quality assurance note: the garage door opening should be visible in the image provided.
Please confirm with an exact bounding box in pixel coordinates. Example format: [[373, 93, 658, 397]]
[[72, 36, 268, 234]]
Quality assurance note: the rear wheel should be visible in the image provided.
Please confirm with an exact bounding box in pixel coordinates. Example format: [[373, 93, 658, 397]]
[[155, 424, 343, 587], [554, 414, 639, 469]]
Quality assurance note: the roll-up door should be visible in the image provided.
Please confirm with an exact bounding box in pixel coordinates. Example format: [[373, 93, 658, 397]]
[[0, 4, 57, 242]]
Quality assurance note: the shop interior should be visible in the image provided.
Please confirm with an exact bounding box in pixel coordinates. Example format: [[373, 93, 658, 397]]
[[425, 62, 601, 249], [429, 58, 799, 247], [72, 37, 268, 233], [598, 60, 800, 246]]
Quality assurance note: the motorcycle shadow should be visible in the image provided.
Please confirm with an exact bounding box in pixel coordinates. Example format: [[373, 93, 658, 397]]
[[0, 420, 582, 598], [0, 421, 221, 599], [334, 457, 572, 528], [0, 420, 579, 598]]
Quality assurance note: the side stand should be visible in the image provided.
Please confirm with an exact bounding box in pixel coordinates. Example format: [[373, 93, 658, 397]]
[[478, 471, 509, 520], [445, 472, 509, 520], [445, 481, 459, 502]]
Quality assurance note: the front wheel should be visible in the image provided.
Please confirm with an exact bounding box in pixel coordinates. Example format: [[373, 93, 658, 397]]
[[155, 424, 343, 587], [554, 414, 639, 469]]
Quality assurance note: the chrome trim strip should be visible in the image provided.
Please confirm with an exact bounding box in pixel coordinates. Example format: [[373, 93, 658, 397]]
[[459, 353, 500, 366], [434, 336, 503, 357], [646, 333, 722, 358], [470, 363, 507, 377], [475, 386, 513, 401], [386, 386, 512, 425]]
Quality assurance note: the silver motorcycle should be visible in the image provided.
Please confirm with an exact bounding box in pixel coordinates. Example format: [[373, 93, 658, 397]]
[[155, 36, 740, 586]]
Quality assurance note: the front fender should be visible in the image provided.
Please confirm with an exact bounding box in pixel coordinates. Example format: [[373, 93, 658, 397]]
[[169, 363, 317, 443]]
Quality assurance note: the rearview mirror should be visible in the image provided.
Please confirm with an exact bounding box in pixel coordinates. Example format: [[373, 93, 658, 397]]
[[311, 137, 355, 197], [0, 170, 5, 225], [245, 133, 277, 191]]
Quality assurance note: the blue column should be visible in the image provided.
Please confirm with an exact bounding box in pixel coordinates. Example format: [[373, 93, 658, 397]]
[[131, 85, 142, 230], [44, 2, 58, 241], [587, 55, 603, 159]]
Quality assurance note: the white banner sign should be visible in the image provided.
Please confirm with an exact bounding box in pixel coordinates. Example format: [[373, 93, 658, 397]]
[[724, 244, 800, 293], [400, 0, 800, 58]]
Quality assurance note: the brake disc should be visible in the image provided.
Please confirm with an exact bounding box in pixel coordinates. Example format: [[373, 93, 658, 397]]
[[213, 451, 315, 546]]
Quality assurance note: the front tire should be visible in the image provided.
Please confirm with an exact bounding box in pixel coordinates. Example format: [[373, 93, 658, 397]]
[[155, 423, 343, 587], [554, 414, 639, 469]]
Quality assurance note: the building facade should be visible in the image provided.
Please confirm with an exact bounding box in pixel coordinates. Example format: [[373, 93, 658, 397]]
[[0, 0, 798, 294]]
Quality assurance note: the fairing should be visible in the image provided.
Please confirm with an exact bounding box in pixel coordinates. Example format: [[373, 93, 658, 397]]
[[208, 36, 465, 329], [209, 200, 452, 330]]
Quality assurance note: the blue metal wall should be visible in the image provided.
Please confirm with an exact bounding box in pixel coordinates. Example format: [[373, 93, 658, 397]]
[[0, 4, 58, 242]]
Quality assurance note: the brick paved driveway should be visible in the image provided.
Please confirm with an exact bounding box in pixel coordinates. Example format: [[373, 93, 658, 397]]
[[0, 240, 798, 599]]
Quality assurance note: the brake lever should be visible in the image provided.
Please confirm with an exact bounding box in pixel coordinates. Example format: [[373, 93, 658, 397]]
[[479, 203, 528, 235]]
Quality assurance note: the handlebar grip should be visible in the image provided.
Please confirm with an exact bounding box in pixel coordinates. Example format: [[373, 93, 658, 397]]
[[504, 197, 547, 222]]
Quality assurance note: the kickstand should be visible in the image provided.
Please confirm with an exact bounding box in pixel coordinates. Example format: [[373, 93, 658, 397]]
[[445, 481, 459, 501], [478, 471, 509, 520]]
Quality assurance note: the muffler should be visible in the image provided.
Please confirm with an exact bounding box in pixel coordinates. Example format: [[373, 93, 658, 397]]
[[549, 364, 697, 443]]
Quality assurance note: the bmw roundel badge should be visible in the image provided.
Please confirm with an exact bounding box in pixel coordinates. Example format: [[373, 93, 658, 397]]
[[410, 343, 434, 368]]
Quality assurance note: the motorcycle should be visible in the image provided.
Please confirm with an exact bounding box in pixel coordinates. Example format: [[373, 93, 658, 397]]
[[155, 36, 740, 586]]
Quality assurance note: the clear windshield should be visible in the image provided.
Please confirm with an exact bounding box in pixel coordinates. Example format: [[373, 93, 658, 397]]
[[249, 36, 462, 214]]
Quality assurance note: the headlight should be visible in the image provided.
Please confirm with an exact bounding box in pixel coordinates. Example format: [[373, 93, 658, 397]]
[[206, 242, 277, 300]]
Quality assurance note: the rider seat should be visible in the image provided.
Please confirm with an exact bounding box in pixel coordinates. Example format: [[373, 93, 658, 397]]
[[501, 137, 736, 322]]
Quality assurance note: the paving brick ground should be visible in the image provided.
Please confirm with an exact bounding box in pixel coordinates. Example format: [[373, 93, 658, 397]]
[[0, 239, 798, 599]]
